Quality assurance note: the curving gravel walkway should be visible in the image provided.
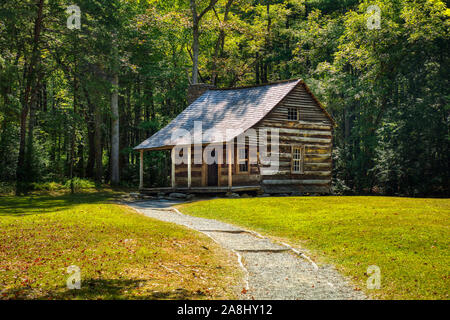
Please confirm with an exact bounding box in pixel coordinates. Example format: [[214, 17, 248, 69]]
[[127, 200, 366, 300]]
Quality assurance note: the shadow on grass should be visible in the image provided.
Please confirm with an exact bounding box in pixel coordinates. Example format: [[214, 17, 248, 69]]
[[0, 191, 121, 217], [1, 278, 204, 300]]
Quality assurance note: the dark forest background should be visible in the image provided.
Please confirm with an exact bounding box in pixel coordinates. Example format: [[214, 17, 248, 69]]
[[0, 0, 448, 196]]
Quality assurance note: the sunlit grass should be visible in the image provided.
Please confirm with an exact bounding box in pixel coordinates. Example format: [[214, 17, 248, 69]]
[[179, 196, 450, 300], [0, 191, 240, 300]]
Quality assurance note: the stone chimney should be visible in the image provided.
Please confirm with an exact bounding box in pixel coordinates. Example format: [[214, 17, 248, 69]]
[[187, 83, 215, 105]]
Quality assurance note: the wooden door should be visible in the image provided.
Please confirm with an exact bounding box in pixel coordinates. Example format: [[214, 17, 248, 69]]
[[208, 163, 218, 186]]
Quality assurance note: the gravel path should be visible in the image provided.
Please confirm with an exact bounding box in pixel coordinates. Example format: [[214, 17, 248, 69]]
[[127, 200, 366, 300]]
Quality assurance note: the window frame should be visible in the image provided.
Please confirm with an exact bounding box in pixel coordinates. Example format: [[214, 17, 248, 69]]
[[291, 145, 305, 174], [288, 107, 300, 121], [236, 145, 250, 174]]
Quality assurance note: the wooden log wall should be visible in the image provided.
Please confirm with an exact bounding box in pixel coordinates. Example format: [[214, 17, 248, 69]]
[[254, 83, 333, 194]]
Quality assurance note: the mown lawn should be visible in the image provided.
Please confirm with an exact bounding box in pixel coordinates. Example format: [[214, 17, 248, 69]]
[[0, 191, 240, 300], [179, 196, 450, 300]]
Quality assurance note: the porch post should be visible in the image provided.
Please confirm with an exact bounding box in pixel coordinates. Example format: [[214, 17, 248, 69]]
[[218, 163, 222, 187], [139, 150, 144, 190], [228, 146, 232, 189], [187, 146, 192, 188], [171, 147, 176, 188]]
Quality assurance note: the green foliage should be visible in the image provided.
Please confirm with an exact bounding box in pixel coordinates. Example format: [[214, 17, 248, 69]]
[[0, 122, 19, 181], [29, 179, 96, 192], [311, 0, 450, 195], [0, 0, 448, 196], [0, 182, 15, 195], [31, 181, 63, 192], [63, 178, 96, 191]]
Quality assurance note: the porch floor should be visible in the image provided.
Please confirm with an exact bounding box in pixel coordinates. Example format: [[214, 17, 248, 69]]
[[140, 186, 263, 195]]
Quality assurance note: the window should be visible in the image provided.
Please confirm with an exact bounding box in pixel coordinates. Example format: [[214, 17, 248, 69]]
[[237, 146, 249, 173], [288, 108, 299, 121], [291, 146, 304, 174]]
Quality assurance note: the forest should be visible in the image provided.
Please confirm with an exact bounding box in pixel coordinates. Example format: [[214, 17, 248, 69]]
[[0, 0, 448, 196]]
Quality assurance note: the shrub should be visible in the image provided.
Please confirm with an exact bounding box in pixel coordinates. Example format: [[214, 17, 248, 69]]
[[63, 178, 96, 191], [0, 182, 15, 195], [32, 182, 62, 191]]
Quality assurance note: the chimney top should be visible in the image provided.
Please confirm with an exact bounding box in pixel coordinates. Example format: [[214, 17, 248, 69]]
[[187, 83, 215, 105]]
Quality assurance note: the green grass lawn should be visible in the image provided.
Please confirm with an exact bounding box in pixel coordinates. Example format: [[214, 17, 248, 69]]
[[178, 196, 450, 300], [0, 191, 241, 300]]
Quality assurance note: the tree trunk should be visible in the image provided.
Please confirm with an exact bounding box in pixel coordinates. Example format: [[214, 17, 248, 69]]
[[189, 0, 218, 84], [263, 1, 271, 84], [344, 107, 350, 142], [94, 104, 103, 184], [83, 87, 95, 178], [111, 73, 120, 185], [255, 52, 260, 84], [16, 0, 44, 195], [119, 91, 128, 176], [192, 23, 200, 84], [24, 88, 38, 181], [211, 0, 234, 85], [69, 73, 79, 193], [133, 80, 141, 164]]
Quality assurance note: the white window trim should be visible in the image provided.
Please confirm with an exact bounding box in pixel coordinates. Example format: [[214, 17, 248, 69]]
[[291, 145, 305, 174], [236, 146, 250, 174], [288, 107, 300, 121]]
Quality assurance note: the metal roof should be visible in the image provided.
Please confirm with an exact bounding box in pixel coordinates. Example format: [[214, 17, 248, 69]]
[[135, 79, 316, 151]]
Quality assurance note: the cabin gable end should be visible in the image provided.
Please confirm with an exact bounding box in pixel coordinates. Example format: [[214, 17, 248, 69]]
[[253, 82, 333, 194]]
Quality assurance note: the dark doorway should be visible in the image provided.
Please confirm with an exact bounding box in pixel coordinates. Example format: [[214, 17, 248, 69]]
[[207, 150, 219, 187], [208, 163, 218, 186]]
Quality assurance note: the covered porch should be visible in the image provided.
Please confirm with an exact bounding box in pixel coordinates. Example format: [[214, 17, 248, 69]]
[[139, 186, 263, 195], [137, 144, 261, 195]]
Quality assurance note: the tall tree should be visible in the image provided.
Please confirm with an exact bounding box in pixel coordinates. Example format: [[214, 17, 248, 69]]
[[110, 38, 120, 185], [211, 0, 234, 85], [189, 0, 218, 84], [16, 0, 45, 194]]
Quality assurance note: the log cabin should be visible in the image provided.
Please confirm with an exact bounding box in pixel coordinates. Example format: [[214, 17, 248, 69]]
[[134, 79, 335, 195]]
